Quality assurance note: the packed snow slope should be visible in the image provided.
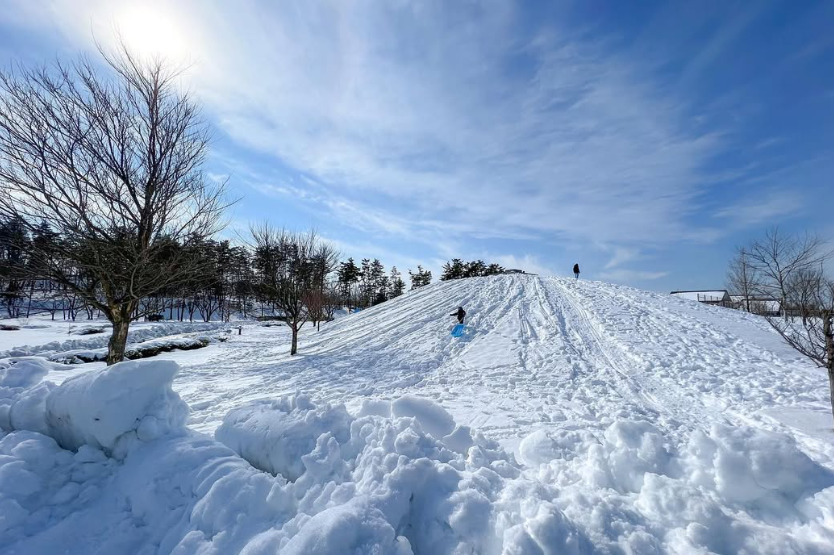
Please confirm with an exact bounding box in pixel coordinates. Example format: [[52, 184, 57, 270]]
[[1, 274, 833, 554], [181, 275, 831, 447]]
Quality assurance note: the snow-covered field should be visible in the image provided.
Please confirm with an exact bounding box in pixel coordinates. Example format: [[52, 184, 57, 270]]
[[1, 275, 833, 554]]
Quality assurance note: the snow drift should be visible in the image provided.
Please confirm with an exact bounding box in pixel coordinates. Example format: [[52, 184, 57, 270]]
[[2, 371, 834, 553], [45, 359, 188, 458], [1, 358, 188, 458]]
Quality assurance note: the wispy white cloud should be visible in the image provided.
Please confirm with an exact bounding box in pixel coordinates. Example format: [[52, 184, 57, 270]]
[[715, 190, 803, 227], [603, 247, 641, 270], [10, 0, 728, 253], [488, 254, 557, 277], [320, 235, 428, 277], [752, 137, 785, 150], [599, 269, 669, 283]]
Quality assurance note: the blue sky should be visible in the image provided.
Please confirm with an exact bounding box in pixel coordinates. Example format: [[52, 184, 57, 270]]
[[2, 1, 833, 291]]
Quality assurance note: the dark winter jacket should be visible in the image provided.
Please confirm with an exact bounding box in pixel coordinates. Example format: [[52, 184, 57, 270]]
[[573, 264, 580, 275], [450, 307, 466, 323]]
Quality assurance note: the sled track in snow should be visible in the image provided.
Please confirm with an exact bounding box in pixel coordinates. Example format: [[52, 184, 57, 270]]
[[172, 274, 827, 448], [550, 278, 725, 430]]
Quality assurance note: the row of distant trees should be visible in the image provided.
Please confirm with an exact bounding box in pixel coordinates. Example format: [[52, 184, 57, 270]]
[[726, 227, 833, 422], [440, 259, 505, 281], [0, 44, 440, 363], [0, 214, 435, 355]]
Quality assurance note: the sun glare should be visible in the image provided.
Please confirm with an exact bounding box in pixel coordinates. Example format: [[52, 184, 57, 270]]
[[113, 4, 190, 63]]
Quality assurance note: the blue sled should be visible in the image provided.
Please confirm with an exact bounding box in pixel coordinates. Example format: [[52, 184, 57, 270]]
[[451, 324, 466, 337]]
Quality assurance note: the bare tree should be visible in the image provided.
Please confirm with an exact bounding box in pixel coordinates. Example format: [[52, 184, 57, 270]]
[[738, 228, 834, 425], [787, 267, 824, 325], [745, 227, 826, 319], [727, 247, 758, 312], [309, 242, 339, 331], [768, 277, 834, 423], [0, 45, 228, 363], [303, 289, 326, 332], [322, 282, 342, 324], [251, 226, 332, 355]]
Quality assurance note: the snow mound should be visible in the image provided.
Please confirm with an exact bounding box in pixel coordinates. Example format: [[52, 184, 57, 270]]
[[0, 392, 587, 554], [45, 360, 188, 458], [523, 420, 834, 553], [216, 394, 352, 481], [0, 358, 56, 434], [211, 393, 580, 553], [0, 358, 51, 389], [391, 394, 456, 439], [0, 431, 115, 544], [2, 386, 833, 553]]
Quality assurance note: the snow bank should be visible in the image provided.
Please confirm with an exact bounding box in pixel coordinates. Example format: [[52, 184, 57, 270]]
[[2, 388, 834, 553], [216, 394, 352, 481], [524, 419, 834, 553], [210, 394, 589, 554], [45, 360, 188, 458], [0, 358, 55, 434], [0, 431, 115, 544], [0, 320, 224, 359], [2, 359, 188, 457], [49, 335, 211, 364], [2, 392, 578, 554]]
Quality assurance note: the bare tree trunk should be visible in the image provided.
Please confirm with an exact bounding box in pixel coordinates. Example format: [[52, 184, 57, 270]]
[[825, 314, 834, 426], [290, 322, 299, 356], [107, 312, 131, 365]]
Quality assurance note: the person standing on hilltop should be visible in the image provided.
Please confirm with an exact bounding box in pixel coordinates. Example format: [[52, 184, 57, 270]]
[[573, 264, 580, 279]]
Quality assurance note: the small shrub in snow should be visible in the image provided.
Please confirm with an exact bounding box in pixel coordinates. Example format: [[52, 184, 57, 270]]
[[75, 326, 106, 336]]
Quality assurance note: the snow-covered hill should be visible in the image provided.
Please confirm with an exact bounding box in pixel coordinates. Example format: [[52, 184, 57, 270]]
[[180, 275, 830, 444], [1, 275, 833, 554]]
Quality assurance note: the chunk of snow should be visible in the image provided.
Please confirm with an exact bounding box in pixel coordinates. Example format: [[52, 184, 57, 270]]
[[0, 358, 54, 432], [9, 381, 55, 435], [215, 395, 351, 481], [442, 425, 475, 454], [0, 358, 50, 389], [391, 395, 455, 439], [279, 499, 410, 555], [45, 359, 188, 458], [357, 398, 392, 418]]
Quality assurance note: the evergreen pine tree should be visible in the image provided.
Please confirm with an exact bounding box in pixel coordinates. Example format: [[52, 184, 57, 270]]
[[337, 258, 360, 309], [484, 263, 505, 276], [370, 259, 386, 304], [389, 267, 406, 298], [441, 258, 465, 280], [409, 265, 432, 289], [359, 258, 373, 307]]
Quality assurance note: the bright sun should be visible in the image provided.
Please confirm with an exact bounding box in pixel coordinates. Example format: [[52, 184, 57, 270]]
[[113, 4, 191, 62]]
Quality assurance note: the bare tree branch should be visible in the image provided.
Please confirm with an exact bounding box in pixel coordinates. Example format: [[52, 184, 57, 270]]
[[0, 43, 231, 363]]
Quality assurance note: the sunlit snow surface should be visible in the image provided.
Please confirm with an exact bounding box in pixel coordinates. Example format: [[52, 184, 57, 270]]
[[1, 275, 833, 554]]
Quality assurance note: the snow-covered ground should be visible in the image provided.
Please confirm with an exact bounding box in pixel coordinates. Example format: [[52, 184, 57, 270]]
[[0, 319, 228, 359], [1, 275, 833, 554]]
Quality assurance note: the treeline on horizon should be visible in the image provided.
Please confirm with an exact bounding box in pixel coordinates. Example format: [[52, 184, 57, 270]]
[[0, 214, 436, 323], [440, 259, 506, 281]]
